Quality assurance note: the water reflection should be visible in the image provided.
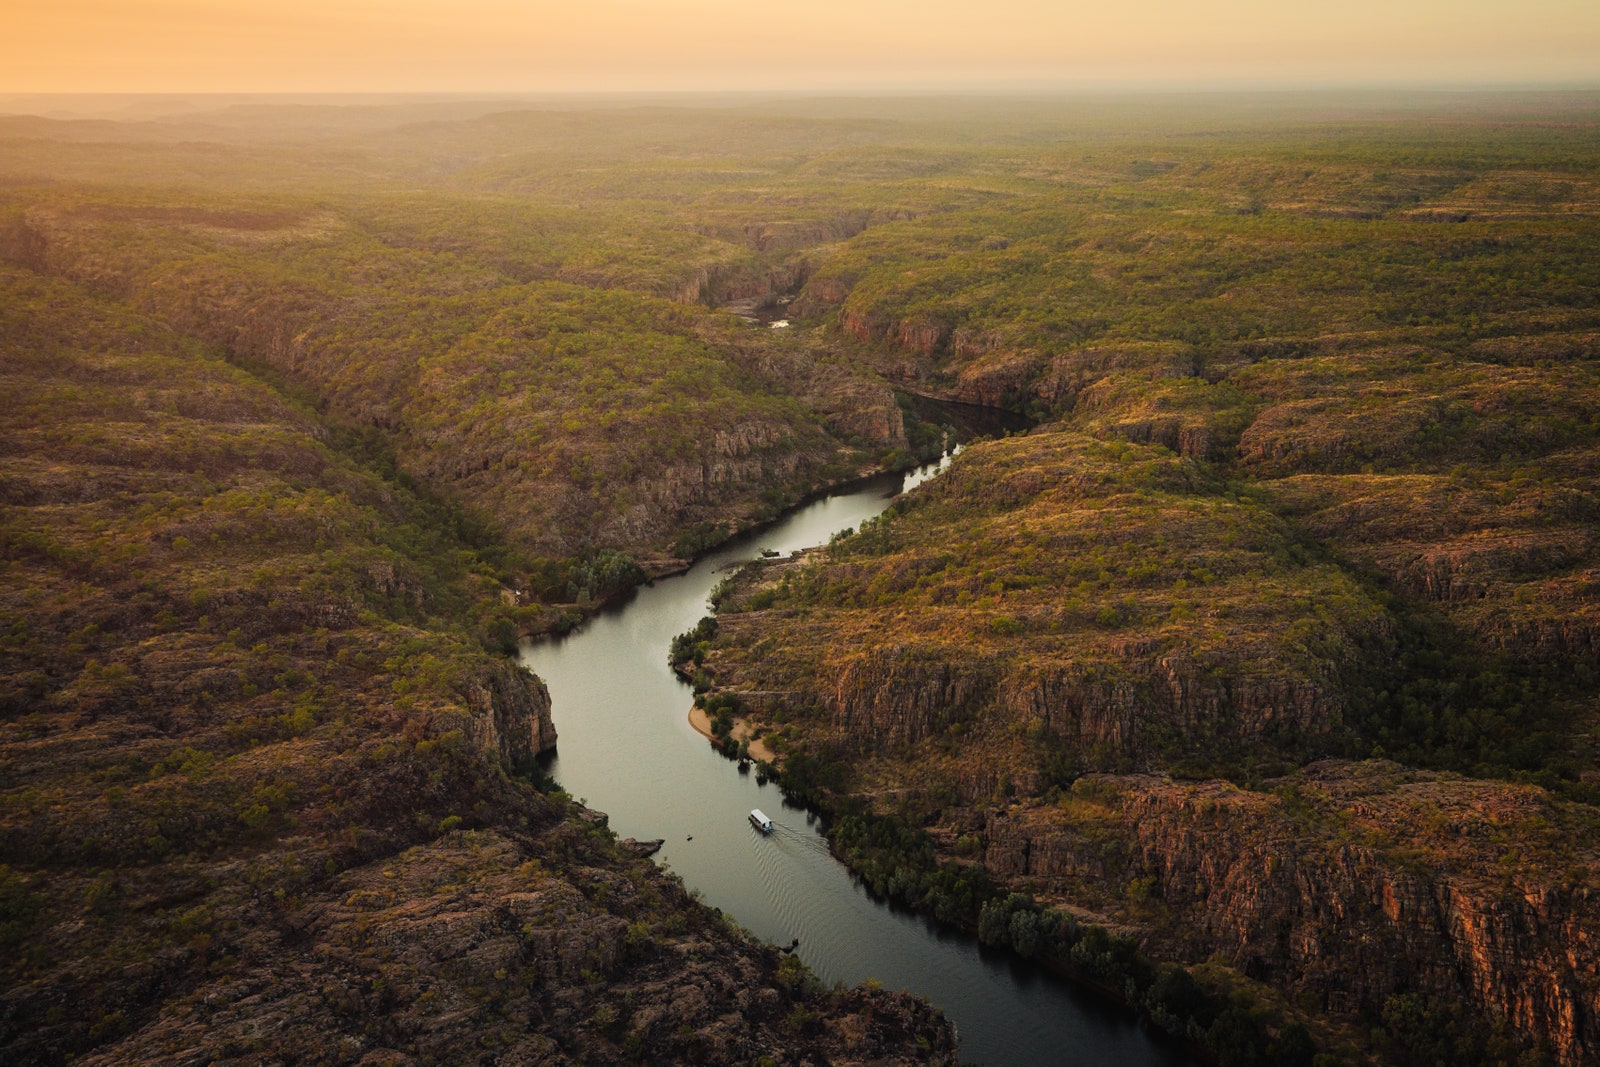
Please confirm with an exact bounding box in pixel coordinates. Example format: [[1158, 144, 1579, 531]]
[[520, 456, 1193, 1067]]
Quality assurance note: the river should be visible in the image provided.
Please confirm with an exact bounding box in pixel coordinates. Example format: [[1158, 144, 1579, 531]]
[[519, 456, 1194, 1067]]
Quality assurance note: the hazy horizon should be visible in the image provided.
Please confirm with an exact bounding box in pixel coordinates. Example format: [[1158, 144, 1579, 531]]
[[8, 0, 1599, 96], [6, 87, 1598, 130]]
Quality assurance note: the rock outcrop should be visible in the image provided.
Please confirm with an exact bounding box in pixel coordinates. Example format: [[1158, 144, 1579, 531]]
[[830, 646, 997, 747], [0, 262, 955, 1067], [698, 415, 1595, 1063], [6, 207, 906, 562], [458, 661, 559, 768], [58, 830, 957, 1067], [977, 764, 1600, 1066]]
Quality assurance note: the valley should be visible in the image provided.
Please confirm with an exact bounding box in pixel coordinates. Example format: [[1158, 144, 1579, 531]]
[[2, 91, 1598, 1064]]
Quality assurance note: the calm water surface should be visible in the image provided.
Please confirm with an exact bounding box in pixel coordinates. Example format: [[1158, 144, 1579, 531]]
[[520, 458, 1193, 1067]]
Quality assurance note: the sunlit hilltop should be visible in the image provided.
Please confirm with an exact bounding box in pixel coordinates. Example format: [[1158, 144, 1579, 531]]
[[3, 3, 1600, 1063]]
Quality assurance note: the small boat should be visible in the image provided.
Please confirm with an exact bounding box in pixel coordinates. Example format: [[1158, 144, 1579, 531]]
[[748, 808, 773, 833]]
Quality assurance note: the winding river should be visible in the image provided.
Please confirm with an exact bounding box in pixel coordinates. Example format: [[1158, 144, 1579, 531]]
[[520, 454, 1194, 1067]]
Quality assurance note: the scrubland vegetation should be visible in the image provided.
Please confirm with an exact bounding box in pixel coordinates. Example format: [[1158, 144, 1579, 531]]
[[3, 91, 1599, 1063], [0, 100, 975, 1064], [683, 96, 1600, 1065]]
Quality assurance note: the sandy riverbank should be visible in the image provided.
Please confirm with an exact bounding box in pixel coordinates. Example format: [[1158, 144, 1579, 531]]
[[687, 705, 778, 764]]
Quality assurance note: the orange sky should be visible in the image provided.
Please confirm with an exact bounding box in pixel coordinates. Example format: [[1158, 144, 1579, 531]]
[[6, 0, 1599, 93]]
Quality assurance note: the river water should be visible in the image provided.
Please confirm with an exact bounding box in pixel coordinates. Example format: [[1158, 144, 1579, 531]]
[[520, 457, 1193, 1067]]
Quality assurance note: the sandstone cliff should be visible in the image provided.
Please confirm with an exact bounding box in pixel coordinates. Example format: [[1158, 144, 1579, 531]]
[[976, 763, 1599, 1065], [3, 206, 907, 563], [697, 423, 1596, 1063], [51, 826, 957, 1067], [0, 263, 954, 1066], [457, 661, 559, 769]]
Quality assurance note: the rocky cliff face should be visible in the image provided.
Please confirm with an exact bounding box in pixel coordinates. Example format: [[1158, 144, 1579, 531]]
[[458, 661, 559, 769], [1259, 472, 1600, 669], [994, 653, 1347, 756], [698, 417, 1594, 1063], [0, 261, 955, 1067], [830, 647, 997, 747], [839, 310, 950, 358], [975, 763, 1600, 1066], [58, 827, 957, 1067], [7, 207, 908, 562], [671, 258, 811, 307], [815, 648, 1348, 765]]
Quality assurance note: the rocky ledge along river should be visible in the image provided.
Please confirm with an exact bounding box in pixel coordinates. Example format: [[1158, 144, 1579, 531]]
[[520, 453, 1195, 1067]]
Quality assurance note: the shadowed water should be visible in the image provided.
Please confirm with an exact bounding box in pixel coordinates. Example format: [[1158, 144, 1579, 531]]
[[520, 457, 1194, 1067]]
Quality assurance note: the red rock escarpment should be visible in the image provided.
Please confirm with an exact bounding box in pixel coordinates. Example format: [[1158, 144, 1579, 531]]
[[977, 764, 1600, 1065]]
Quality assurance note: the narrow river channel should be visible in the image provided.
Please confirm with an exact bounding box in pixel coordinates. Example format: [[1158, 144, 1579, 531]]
[[520, 455, 1195, 1067]]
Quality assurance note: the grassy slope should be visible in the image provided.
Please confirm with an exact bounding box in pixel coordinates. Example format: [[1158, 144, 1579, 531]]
[[697, 106, 1600, 1065], [3, 189, 903, 573], [0, 265, 954, 1064], [4, 94, 1599, 1064]]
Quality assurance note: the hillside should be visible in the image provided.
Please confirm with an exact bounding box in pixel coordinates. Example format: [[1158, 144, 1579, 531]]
[[1, 193, 906, 574], [0, 265, 955, 1063], [4, 92, 1599, 1066], [690, 104, 1600, 1065]]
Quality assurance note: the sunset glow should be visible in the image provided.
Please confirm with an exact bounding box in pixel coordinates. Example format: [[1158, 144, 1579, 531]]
[[6, 0, 1599, 93]]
